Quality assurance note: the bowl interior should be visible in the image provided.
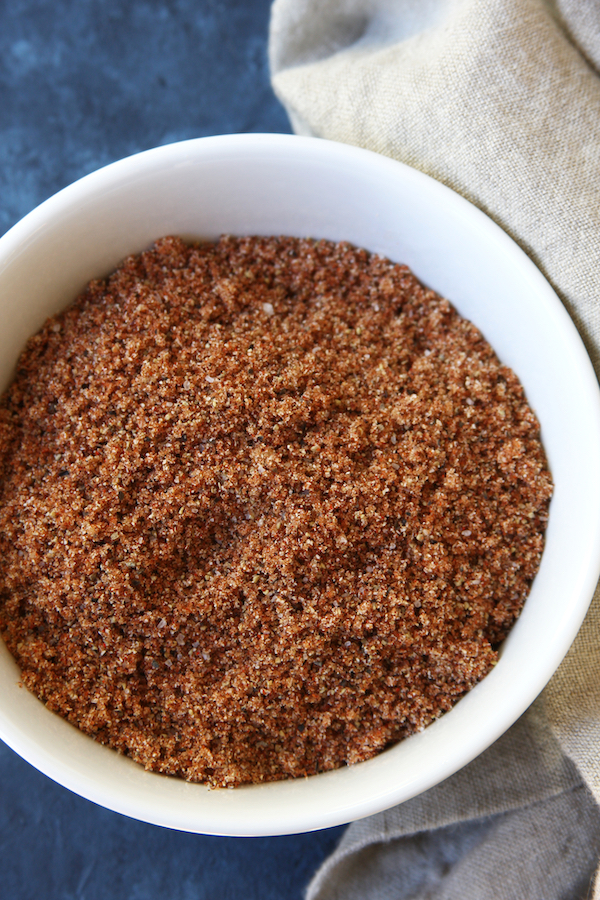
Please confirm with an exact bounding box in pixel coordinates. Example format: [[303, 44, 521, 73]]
[[1, 133, 600, 835]]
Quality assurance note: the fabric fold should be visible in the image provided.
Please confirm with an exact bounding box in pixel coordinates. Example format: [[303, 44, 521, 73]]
[[308, 789, 600, 900], [306, 702, 600, 899], [269, 0, 600, 896]]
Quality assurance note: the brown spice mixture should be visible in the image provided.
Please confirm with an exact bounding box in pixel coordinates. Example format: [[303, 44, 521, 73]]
[[0, 235, 552, 787]]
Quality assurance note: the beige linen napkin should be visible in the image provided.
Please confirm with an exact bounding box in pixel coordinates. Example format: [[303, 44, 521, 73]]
[[269, 1, 600, 897]]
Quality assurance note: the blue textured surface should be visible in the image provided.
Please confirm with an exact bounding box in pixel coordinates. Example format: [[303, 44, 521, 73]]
[[0, 739, 344, 900], [0, 0, 292, 236], [0, 2, 346, 898]]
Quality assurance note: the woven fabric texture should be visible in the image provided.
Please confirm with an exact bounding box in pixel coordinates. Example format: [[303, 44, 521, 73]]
[[269, 1, 600, 897]]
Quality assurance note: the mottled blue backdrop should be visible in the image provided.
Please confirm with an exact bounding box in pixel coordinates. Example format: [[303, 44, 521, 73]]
[[0, 0, 292, 235], [0, 1, 346, 898]]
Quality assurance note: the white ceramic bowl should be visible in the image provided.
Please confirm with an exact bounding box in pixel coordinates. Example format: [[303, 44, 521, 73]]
[[1, 134, 599, 836]]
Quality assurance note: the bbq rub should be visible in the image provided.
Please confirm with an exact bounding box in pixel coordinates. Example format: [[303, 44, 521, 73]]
[[0, 236, 552, 787]]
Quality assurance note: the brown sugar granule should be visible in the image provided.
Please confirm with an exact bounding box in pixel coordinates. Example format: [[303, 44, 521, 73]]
[[0, 235, 553, 787]]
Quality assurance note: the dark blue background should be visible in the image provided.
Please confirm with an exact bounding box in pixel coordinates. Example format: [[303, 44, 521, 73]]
[[0, 2, 346, 897], [0, 0, 291, 235]]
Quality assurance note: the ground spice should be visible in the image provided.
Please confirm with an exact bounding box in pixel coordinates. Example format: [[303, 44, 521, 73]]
[[0, 235, 552, 787]]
